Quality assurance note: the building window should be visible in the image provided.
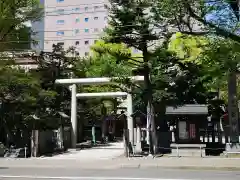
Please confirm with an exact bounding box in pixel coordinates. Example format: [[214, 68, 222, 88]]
[[84, 7, 88, 11], [74, 29, 80, 34], [56, 20, 64, 25], [85, 52, 89, 56], [76, 52, 80, 56], [84, 40, 89, 45], [94, 17, 98, 20], [75, 41, 79, 45], [75, 18, 80, 23], [56, 31, 64, 36], [94, 6, 99, 10], [94, 28, 99, 32], [104, 16, 108, 21], [84, 28, 89, 33], [84, 18, 89, 22], [57, 0, 64, 2], [104, 4, 108, 9], [57, 9, 65, 14], [74, 7, 80, 11]]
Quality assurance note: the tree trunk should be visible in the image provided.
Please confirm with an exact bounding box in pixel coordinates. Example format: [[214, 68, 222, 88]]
[[227, 71, 239, 143]]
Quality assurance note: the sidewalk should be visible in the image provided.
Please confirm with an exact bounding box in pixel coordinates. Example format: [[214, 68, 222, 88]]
[[1, 157, 240, 170], [41, 141, 124, 160]]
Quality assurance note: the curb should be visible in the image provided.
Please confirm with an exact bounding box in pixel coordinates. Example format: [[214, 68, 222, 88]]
[[117, 164, 240, 171], [2, 163, 240, 171]]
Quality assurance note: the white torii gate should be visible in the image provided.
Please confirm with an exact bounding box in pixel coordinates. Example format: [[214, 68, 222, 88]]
[[55, 76, 144, 148]]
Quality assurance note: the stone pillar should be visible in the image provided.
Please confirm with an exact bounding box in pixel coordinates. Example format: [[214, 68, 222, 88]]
[[135, 126, 142, 153], [70, 84, 77, 148], [127, 93, 134, 148], [228, 72, 239, 143]]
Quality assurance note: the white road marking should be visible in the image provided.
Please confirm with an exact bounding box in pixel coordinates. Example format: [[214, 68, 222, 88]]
[[0, 175, 191, 180]]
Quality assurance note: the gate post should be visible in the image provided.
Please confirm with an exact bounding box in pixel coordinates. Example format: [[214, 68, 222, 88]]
[[127, 93, 134, 150], [70, 84, 77, 148]]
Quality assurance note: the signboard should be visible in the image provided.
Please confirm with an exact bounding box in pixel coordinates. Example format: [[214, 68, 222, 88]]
[[166, 104, 208, 115], [189, 124, 196, 139], [102, 100, 114, 115], [178, 121, 189, 140], [95, 105, 102, 115]]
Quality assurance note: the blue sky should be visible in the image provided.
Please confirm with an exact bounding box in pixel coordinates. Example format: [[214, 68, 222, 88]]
[[205, 0, 238, 32]]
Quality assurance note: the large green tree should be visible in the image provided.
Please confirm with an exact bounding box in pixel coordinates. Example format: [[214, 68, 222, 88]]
[[154, 0, 240, 143], [33, 44, 75, 116], [105, 0, 164, 154], [0, 64, 56, 148], [154, 0, 240, 41]]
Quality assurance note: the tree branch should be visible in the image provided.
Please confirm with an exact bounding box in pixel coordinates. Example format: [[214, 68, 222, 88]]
[[181, 31, 209, 36], [128, 57, 143, 63], [184, 1, 240, 42]]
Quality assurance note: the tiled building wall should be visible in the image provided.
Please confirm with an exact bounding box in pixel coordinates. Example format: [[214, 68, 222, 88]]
[[43, 0, 109, 56]]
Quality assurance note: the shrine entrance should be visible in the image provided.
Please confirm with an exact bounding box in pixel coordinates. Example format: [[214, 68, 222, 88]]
[[77, 92, 128, 143]]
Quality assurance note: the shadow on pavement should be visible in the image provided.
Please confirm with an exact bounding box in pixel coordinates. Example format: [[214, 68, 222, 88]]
[[76, 141, 114, 150]]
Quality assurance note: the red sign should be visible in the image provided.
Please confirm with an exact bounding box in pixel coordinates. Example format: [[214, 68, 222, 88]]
[[189, 124, 196, 139]]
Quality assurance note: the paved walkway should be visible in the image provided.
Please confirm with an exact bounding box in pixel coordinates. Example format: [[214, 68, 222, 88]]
[[1, 157, 240, 170], [42, 141, 124, 160]]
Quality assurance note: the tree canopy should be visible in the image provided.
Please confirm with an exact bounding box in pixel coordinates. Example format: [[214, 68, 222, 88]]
[[0, 0, 43, 51]]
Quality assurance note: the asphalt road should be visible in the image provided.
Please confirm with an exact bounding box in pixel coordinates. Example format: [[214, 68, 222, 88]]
[[0, 167, 239, 180]]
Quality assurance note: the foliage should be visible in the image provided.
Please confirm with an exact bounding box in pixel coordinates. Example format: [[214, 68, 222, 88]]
[[106, 2, 162, 153], [74, 41, 133, 116], [168, 32, 208, 63], [167, 32, 237, 102], [153, 0, 240, 42], [74, 41, 132, 91], [198, 37, 240, 101], [87, 41, 132, 78], [33, 44, 75, 116], [0, 63, 57, 146], [106, 0, 160, 50], [104, 1, 214, 119], [0, 44, 77, 146], [0, 0, 43, 51], [152, 0, 240, 93], [133, 48, 211, 112]]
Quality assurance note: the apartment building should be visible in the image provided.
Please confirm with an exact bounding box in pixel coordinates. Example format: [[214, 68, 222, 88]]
[[38, 0, 108, 56]]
